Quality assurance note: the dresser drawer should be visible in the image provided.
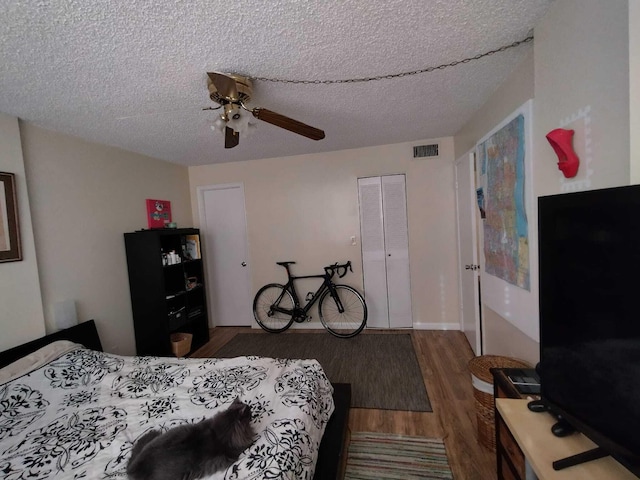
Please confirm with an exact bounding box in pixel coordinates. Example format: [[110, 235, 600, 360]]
[[498, 414, 526, 477], [500, 454, 520, 480]]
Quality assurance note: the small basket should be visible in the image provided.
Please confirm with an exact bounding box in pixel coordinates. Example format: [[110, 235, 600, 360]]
[[468, 355, 531, 451], [170, 332, 193, 357]]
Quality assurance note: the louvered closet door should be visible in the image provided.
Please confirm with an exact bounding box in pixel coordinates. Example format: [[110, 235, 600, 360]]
[[382, 175, 412, 328], [358, 177, 389, 328], [358, 175, 413, 328]]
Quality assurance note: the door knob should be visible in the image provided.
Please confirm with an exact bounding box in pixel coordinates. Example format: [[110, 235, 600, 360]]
[[241, 262, 247, 267]]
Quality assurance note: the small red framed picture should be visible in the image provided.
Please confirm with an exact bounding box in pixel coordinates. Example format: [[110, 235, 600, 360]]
[[146, 199, 172, 228]]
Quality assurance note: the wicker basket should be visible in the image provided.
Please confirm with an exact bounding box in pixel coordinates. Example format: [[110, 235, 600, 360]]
[[170, 332, 193, 358], [468, 355, 531, 451]]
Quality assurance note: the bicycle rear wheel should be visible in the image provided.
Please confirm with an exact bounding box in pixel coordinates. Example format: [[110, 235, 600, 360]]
[[319, 285, 367, 338], [253, 284, 295, 333]]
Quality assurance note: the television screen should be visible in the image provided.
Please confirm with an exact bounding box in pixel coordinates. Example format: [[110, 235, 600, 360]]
[[538, 184, 640, 474]]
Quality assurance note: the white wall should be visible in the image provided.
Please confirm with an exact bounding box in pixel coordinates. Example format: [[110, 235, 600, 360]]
[[19, 123, 192, 355], [189, 138, 460, 330], [0, 113, 45, 349], [453, 0, 630, 365], [454, 51, 539, 363], [534, 0, 629, 196], [454, 50, 535, 159]]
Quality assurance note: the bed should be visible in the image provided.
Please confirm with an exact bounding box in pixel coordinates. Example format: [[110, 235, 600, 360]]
[[0, 320, 351, 480]]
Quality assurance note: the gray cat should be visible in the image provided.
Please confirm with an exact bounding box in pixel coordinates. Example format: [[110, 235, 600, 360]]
[[126, 398, 255, 480]]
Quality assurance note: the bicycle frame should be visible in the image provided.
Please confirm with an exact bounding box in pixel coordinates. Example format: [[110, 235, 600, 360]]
[[271, 269, 345, 321]]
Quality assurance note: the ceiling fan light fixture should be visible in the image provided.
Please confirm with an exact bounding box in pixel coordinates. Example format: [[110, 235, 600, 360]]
[[210, 115, 226, 133], [224, 104, 240, 120], [210, 110, 257, 138], [227, 111, 256, 136]]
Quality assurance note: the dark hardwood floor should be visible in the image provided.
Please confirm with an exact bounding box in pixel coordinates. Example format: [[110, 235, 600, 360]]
[[192, 328, 496, 479]]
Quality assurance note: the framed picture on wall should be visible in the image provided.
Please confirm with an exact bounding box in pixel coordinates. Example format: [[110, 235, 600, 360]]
[[146, 199, 172, 229], [0, 172, 22, 263]]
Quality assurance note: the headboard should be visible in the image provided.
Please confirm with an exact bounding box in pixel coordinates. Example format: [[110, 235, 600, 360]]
[[0, 320, 102, 369]]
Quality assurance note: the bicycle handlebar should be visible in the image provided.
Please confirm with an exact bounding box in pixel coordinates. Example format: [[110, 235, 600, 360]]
[[325, 261, 352, 279]]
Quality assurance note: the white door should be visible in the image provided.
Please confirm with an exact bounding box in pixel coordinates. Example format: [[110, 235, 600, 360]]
[[198, 183, 253, 326], [358, 174, 412, 328], [455, 152, 482, 354]]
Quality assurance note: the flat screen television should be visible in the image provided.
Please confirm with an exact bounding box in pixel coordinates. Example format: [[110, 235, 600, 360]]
[[538, 184, 640, 475]]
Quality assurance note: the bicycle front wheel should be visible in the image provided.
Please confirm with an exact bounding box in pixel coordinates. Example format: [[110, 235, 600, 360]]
[[253, 284, 295, 333], [319, 285, 367, 338]]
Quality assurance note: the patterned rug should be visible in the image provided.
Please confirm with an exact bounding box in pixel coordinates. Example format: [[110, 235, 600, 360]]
[[344, 432, 453, 479]]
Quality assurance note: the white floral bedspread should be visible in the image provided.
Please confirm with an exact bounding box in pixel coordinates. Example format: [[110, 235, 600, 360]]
[[0, 346, 334, 479]]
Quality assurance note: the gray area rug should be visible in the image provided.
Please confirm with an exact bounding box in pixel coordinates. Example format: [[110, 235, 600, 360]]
[[214, 333, 431, 412]]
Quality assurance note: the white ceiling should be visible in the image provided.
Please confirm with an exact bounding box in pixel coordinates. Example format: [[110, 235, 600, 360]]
[[0, 0, 554, 166]]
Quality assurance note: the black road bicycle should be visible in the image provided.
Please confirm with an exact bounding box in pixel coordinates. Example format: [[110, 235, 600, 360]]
[[253, 261, 367, 338]]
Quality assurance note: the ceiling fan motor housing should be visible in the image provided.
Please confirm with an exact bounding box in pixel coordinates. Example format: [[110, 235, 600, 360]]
[[207, 73, 252, 105]]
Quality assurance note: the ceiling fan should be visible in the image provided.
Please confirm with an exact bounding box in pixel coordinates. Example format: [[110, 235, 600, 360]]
[[206, 72, 325, 149]]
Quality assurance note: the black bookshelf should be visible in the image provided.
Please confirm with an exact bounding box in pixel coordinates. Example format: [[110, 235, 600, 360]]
[[124, 228, 209, 356]]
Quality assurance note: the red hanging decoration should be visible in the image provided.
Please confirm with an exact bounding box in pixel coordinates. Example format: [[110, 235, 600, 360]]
[[546, 128, 579, 178]]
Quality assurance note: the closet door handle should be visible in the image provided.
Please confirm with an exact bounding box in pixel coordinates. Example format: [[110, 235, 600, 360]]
[[241, 261, 247, 267]]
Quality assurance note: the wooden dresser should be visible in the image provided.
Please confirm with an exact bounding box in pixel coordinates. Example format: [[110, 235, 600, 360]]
[[492, 368, 637, 480], [496, 399, 637, 480], [492, 368, 538, 480]]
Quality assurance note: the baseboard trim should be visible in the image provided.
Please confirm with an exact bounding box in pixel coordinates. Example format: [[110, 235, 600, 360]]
[[412, 322, 460, 330], [250, 321, 461, 331], [282, 322, 325, 330]]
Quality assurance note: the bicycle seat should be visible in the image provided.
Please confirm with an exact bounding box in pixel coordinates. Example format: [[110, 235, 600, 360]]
[[276, 261, 296, 266]]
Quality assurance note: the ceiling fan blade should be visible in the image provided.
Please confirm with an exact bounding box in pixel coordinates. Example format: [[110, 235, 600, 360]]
[[252, 108, 325, 141], [225, 126, 239, 148], [207, 72, 239, 100]]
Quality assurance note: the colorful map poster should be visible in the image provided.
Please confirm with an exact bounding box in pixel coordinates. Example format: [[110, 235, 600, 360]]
[[475, 100, 538, 342], [477, 114, 530, 291]]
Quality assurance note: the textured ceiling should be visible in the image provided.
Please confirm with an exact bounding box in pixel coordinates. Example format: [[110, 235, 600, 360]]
[[0, 0, 554, 166]]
